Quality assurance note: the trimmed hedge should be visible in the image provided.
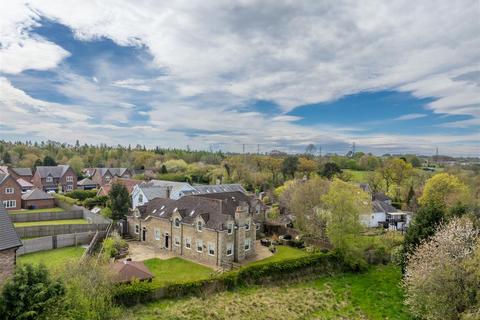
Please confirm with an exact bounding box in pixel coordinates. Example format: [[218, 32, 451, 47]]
[[53, 193, 80, 205], [65, 189, 98, 201], [114, 252, 349, 305]]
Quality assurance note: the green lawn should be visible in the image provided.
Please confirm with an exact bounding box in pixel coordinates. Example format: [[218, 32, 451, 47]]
[[144, 257, 214, 289], [17, 246, 85, 271], [126, 264, 412, 320], [10, 207, 65, 214], [344, 169, 373, 183], [248, 245, 310, 266], [14, 219, 88, 227]]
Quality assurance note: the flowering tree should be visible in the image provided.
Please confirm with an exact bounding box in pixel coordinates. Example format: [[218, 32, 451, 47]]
[[403, 217, 479, 320]]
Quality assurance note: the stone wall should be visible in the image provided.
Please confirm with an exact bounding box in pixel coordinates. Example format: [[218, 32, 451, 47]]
[[0, 248, 17, 284]]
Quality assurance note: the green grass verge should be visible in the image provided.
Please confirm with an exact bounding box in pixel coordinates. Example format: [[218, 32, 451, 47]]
[[144, 257, 214, 289], [17, 246, 85, 271], [14, 219, 88, 227], [344, 169, 373, 183], [247, 245, 310, 266], [126, 264, 411, 320], [10, 207, 65, 214]]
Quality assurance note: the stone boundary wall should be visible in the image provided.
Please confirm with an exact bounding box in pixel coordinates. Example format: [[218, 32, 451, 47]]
[[16, 231, 107, 256], [15, 223, 110, 238], [9, 210, 84, 222]]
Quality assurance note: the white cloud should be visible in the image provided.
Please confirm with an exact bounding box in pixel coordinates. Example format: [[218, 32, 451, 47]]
[[394, 113, 427, 121], [113, 79, 151, 92]]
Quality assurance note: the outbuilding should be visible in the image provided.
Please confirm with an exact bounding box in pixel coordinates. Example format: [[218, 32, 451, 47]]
[[21, 188, 55, 209]]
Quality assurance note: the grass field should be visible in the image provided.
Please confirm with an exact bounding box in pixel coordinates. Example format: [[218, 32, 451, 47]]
[[144, 257, 214, 288], [344, 169, 373, 183], [248, 245, 310, 266], [10, 207, 65, 214], [14, 218, 88, 227], [127, 264, 411, 320], [17, 246, 85, 271]]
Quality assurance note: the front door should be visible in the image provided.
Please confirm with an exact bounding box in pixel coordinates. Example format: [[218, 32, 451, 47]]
[[165, 235, 169, 249], [142, 228, 147, 241]]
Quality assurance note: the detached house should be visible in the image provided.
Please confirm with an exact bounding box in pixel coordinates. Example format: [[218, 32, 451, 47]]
[[360, 191, 412, 230], [32, 165, 77, 192], [0, 172, 22, 210], [127, 191, 257, 267], [90, 168, 133, 186]]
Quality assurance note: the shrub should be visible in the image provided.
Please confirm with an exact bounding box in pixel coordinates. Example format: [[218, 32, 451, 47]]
[[102, 233, 128, 259], [83, 195, 108, 209], [54, 193, 80, 206], [0, 264, 65, 320], [156, 172, 190, 182], [65, 189, 98, 201]]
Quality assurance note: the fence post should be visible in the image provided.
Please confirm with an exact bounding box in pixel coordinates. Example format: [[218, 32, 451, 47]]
[[74, 232, 77, 247]]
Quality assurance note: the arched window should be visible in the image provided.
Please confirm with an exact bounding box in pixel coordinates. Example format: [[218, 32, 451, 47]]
[[174, 218, 181, 228], [197, 220, 203, 232]]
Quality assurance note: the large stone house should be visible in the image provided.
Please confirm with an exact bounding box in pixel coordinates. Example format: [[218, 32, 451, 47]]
[[32, 165, 77, 192], [127, 191, 258, 267], [0, 203, 22, 283], [0, 172, 22, 210], [89, 168, 133, 186]]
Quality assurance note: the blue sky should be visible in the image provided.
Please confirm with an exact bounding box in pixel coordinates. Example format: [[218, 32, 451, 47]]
[[0, 1, 479, 156]]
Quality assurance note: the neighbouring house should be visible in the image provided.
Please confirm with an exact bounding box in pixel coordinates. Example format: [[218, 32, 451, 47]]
[[0, 203, 22, 283], [127, 191, 257, 267], [32, 165, 77, 192], [183, 183, 247, 195], [131, 180, 196, 208], [360, 191, 412, 230], [97, 177, 143, 197], [21, 188, 55, 209], [90, 168, 133, 186], [77, 177, 97, 190], [17, 178, 34, 192], [111, 260, 153, 283], [9, 167, 33, 182], [0, 172, 22, 210]]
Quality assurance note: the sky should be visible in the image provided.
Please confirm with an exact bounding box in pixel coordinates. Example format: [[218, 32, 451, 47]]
[[0, 1, 479, 156]]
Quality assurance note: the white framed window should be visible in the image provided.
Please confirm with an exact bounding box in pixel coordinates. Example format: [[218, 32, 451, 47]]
[[174, 236, 180, 246], [174, 218, 181, 228], [46, 176, 53, 183], [226, 243, 233, 256], [244, 238, 251, 251], [245, 219, 250, 230], [196, 240, 203, 252], [154, 228, 160, 240], [3, 200, 16, 208], [185, 237, 191, 249], [66, 175, 73, 182], [5, 187, 14, 194], [256, 224, 260, 231], [197, 220, 203, 232], [135, 224, 140, 234], [227, 222, 234, 234], [208, 243, 215, 256], [105, 176, 111, 182], [66, 185, 73, 191], [138, 194, 143, 204]]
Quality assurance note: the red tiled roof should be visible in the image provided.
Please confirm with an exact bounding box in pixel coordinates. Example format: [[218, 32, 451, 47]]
[[97, 177, 142, 196]]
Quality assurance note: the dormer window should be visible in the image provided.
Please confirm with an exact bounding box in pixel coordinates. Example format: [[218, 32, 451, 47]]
[[227, 222, 234, 235], [46, 176, 53, 183], [105, 176, 111, 182], [174, 218, 181, 228], [245, 219, 250, 230], [197, 220, 203, 232]]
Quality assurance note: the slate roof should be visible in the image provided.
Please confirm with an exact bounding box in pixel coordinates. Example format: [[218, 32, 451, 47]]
[[138, 180, 194, 200], [138, 191, 253, 230], [0, 172, 8, 185], [22, 188, 54, 201], [0, 203, 22, 251], [372, 200, 397, 213], [373, 192, 390, 202], [97, 168, 129, 177], [11, 167, 33, 176], [77, 178, 96, 186], [35, 165, 71, 178], [184, 184, 246, 195], [111, 260, 153, 283]]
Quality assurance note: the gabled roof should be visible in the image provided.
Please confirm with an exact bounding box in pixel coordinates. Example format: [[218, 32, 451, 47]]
[[22, 188, 54, 201], [139, 191, 253, 230], [17, 178, 34, 188], [0, 173, 21, 188], [11, 167, 33, 176], [184, 184, 246, 195], [0, 203, 22, 251], [373, 192, 390, 202], [97, 168, 130, 177], [138, 180, 195, 200], [372, 200, 397, 213], [35, 165, 72, 178], [77, 177, 96, 186], [111, 260, 153, 283], [98, 178, 142, 196]]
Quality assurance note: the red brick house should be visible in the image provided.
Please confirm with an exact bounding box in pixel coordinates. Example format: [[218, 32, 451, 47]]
[[90, 168, 133, 187], [0, 203, 22, 283], [0, 172, 22, 210], [8, 167, 33, 182], [22, 188, 55, 209], [32, 165, 77, 192]]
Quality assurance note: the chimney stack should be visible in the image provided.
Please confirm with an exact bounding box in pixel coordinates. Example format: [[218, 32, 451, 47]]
[[166, 186, 172, 199]]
